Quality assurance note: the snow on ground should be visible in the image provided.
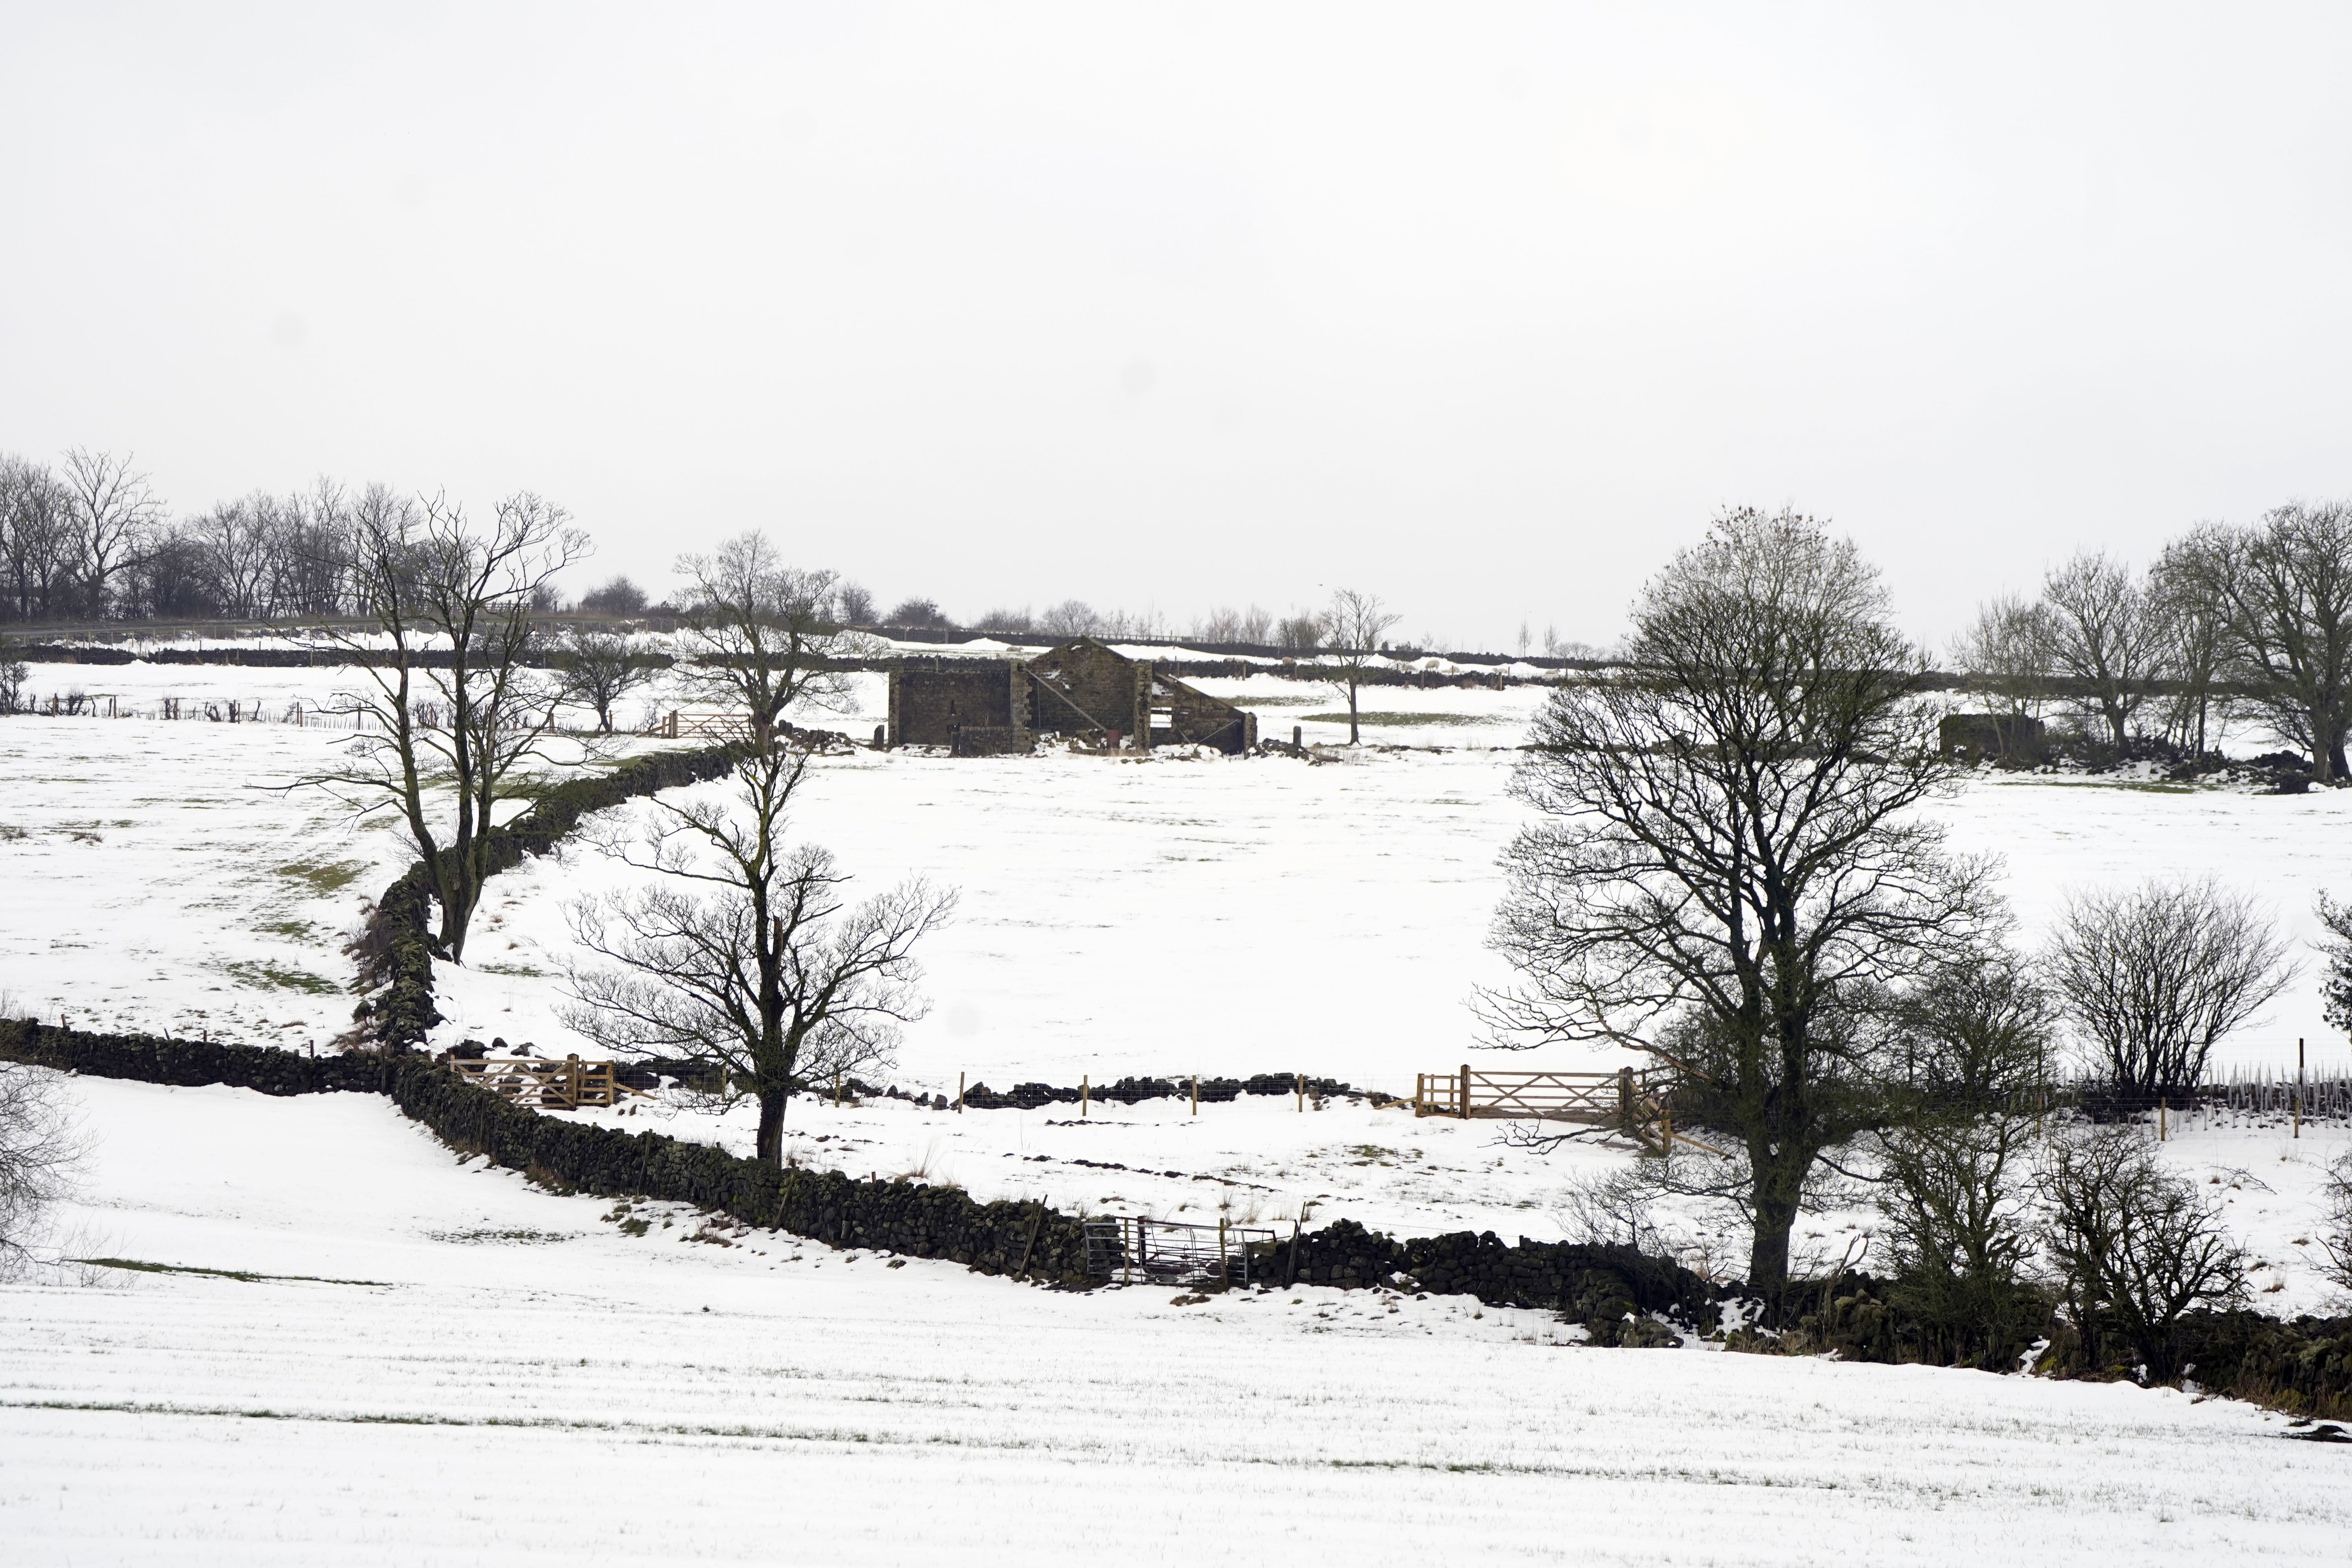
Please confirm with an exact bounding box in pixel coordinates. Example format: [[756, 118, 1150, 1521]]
[[3, 1073, 2344, 1566], [0, 708, 671, 1046]]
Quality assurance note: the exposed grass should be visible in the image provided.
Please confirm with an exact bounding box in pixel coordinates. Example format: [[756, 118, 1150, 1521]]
[[222, 960, 343, 995], [474, 960, 549, 978], [274, 858, 370, 896], [73, 1257, 389, 1287], [1296, 711, 1487, 728], [256, 918, 318, 942]]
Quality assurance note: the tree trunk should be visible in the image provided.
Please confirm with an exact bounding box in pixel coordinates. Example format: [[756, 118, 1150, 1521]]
[[755, 1087, 790, 1165], [1747, 1167, 1803, 1306], [1348, 675, 1360, 745]]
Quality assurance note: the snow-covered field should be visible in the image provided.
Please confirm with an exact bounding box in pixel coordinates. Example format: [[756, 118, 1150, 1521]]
[[5, 671, 2348, 1076], [8, 671, 2352, 1560], [3, 1073, 2344, 1566]]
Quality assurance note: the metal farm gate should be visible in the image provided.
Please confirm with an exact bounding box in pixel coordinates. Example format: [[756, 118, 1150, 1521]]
[[1082, 1216, 1276, 1289]]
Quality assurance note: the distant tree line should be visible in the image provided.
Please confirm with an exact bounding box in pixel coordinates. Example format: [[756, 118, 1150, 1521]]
[[1953, 501, 2352, 779]]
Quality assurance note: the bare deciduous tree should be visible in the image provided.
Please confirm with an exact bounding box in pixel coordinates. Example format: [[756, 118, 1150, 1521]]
[[58, 448, 163, 616], [2319, 1150, 2352, 1299], [564, 532, 953, 1164], [2198, 502, 2352, 780], [0, 1060, 84, 1281], [552, 624, 657, 733], [1038, 599, 1101, 639], [1482, 507, 1995, 1298], [2036, 1128, 2248, 1380], [299, 486, 590, 962], [2147, 528, 2230, 757], [1949, 591, 2052, 724], [576, 575, 650, 616], [0, 639, 25, 713], [565, 838, 953, 1164], [1322, 588, 1400, 744], [2039, 552, 2165, 748], [670, 533, 855, 742], [0, 456, 77, 621], [2046, 879, 2292, 1099]]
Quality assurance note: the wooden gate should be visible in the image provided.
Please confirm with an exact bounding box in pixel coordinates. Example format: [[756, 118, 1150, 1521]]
[[446, 1054, 629, 1110], [1412, 1064, 1691, 1153]]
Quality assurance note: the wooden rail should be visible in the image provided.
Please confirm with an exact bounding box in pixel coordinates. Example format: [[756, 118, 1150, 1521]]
[[445, 1054, 630, 1110], [660, 710, 749, 741], [1412, 1064, 1701, 1154]]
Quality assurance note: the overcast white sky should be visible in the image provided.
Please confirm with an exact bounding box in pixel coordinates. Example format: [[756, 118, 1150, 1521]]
[[4, 4, 2349, 649]]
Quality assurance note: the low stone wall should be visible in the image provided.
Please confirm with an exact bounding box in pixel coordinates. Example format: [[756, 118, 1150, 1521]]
[[955, 1073, 1363, 1110], [356, 741, 740, 1049]]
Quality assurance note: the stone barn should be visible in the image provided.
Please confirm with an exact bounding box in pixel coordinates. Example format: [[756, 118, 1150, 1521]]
[[887, 637, 1258, 755], [1938, 712, 2046, 762]]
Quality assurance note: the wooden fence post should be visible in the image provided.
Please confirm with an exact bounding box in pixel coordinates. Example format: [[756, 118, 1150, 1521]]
[[1296, 1073, 1303, 1113], [1191, 1075, 1199, 1116], [2296, 1039, 2304, 1139], [1459, 1063, 1470, 1119], [1081, 1073, 1089, 1118], [956, 1072, 965, 1114]]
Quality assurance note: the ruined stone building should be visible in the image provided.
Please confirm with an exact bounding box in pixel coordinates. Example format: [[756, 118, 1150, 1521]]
[[886, 636, 1258, 755]]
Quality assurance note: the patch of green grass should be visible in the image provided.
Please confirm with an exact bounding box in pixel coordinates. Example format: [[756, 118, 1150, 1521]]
[[274, 858, 370, 895], [73, 1257, 389, 1287], [475, 960, 549, 978], [428, 1228, 571, 1245], [222, 960, 343, 995], [256, 918, 318, 942]]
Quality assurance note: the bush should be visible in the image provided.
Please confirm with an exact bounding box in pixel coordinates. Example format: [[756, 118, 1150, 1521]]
[[1876, 1116, 2045, 1368], [2037, 1128, 2249, 1380]]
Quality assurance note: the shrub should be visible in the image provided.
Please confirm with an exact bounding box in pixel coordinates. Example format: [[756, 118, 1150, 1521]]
[[2037, 1128, 2249, 1380]]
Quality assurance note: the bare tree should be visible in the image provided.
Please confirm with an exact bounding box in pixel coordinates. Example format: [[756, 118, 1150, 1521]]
[[1876, 1114, 2041, 1368], [1194, 605, 1244, 644], [2046, 879, 2293, 1099], [0, 1061, 84, 1280], [1949, 591, 2052, 724], [834, 581, 876, 625], [58, 448, 163, 617], [2147, 528, 2231, 757], [564, 533, 952, 1163], [2039, 552, 2165, 748], [1322, 588, 1401, 744], [670, 532, 856, 742], [975, 605, 1034, 636], [2311, 891, 2352, 1044], [0, 641, 24, 713], [187, 494, 282, 619], [565, 839, 953, 1165], [577, 575, 650, 616], [299, 487, 590, 962], [0, 456, 75, 621], [1274, 610, 1324, 652], [552, 624, 657, 732], [1482, 508, 1995, 1298], [886, 596, 950, 630], [2036, 1128, 2247, 1380], [1873, 942, 2054, 1366], [2201, 503, 2352, 780], [1038, 599, 1101, 639], [2319, 1150, 2352, 1299]]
